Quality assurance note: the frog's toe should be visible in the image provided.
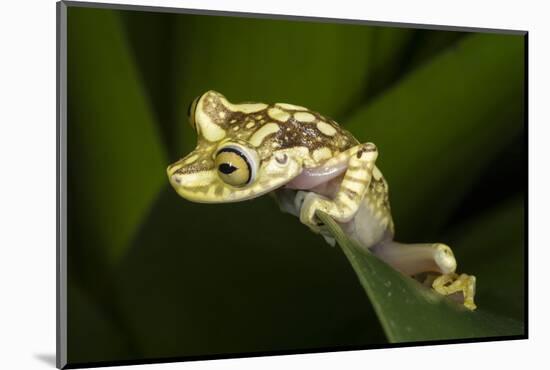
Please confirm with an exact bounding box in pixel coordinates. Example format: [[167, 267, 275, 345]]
[[293, 191, 309, 213], [432, 273, 477, 311], [299, 193, 327, 233]]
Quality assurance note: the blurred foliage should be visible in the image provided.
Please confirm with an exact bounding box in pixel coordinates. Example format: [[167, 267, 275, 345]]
[[67, 8, 167, 263], [115, 189, 385, 359], [346, 32, 524, 240], [449, 197, 525, 321], [65, 5, 526, 366], [170, 15, 377, 156]]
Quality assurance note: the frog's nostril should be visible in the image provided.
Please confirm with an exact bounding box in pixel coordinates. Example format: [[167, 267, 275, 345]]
[[171, 174, 181, 185]]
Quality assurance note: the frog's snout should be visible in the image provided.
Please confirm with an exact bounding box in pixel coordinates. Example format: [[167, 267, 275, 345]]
[[166, 163, 185, 190]]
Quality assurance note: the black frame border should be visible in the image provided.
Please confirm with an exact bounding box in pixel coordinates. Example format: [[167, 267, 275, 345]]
[[56, 1, 529, 369]]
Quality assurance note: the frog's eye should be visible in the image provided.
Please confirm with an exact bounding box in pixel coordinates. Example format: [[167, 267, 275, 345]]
[[215, 145, 258, 187], [187, 95, 200, 131]]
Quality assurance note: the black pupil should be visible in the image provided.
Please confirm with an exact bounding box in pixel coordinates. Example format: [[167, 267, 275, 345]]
[[219, 163, 238, 174]]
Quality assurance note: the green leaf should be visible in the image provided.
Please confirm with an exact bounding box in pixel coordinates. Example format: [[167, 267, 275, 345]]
[[345, 33, 525, 239], [317, 212, 524, 342], [67, 7, 168, 262]]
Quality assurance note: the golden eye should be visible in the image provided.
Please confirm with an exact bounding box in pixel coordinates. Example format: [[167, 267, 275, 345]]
[[215, 146, 257, 187], [187, 95, 200, 131]]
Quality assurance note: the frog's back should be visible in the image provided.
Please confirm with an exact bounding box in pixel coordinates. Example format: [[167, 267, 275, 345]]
[[197, 91, 357, 168], [259, 102, 358, 163]]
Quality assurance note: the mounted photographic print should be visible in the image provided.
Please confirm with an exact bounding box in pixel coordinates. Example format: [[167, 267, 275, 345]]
[[57, 1, 527, 368]]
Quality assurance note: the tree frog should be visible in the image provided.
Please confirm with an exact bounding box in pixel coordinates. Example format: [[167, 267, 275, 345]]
[[167, 91, 477, 310]]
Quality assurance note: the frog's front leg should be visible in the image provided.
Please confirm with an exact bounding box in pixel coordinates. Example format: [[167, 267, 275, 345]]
[[300, 143, 378, 233]]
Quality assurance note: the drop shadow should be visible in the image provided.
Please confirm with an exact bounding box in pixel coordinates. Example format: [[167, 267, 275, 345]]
[[34, 353, 56, 367]]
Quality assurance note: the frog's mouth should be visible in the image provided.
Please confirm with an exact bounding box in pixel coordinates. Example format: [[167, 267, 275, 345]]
[[168, 169, 284, 204], [284, 160, 348, 190], [167, 160, 223, 203], [167, 153, 304, 204]]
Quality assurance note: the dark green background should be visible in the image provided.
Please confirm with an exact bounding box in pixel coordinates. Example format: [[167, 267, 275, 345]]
[[66, 5, 526, 366]]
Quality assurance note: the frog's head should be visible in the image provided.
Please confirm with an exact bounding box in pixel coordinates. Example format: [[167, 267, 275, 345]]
[[167, 91, 307, 203]]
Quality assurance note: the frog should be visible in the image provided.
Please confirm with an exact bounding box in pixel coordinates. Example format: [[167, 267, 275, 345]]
[[167, 90, 477, 310]]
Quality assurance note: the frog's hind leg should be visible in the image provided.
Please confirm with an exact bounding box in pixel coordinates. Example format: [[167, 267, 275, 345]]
[[370, 241, 457, 275], [371, 240, 477, 310]]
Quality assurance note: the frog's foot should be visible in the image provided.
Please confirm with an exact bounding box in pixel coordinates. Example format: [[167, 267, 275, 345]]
[[291, 191, 335, 245], [432, 273, 477, 311], [299, 192, 333, 234]]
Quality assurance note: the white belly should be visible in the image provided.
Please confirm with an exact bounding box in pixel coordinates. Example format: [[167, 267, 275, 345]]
[[340, 197, 393, 251]]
